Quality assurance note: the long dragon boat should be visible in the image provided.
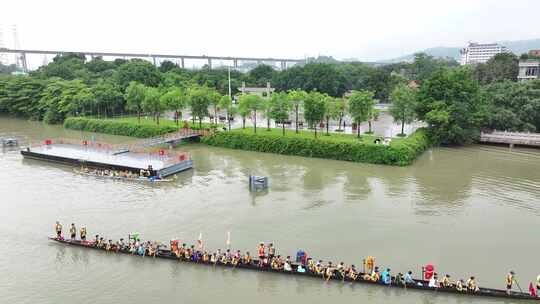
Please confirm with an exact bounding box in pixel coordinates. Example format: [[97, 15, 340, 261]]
[[74, 169, 174, 183], [49, 237, 539, 301]]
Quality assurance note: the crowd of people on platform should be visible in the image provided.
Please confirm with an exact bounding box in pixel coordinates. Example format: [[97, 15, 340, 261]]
[[54, 222, 540, 297]]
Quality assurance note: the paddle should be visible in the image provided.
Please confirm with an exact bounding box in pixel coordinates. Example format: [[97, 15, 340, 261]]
[[515, 278, 523, 293]]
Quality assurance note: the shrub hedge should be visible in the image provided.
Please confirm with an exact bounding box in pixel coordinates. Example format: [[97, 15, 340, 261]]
[[202, 128, 431, 166], [64, 117, 180, 138]]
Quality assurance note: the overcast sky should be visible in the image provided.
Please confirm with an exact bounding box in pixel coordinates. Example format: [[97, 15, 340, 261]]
[[2, 0, 540, 65]]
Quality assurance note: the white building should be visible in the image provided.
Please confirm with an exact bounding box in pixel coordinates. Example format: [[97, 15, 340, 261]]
[[517, 60, 540, 82], [459, 42, 510, 65]]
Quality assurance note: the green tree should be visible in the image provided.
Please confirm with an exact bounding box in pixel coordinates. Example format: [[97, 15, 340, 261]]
[[334, 97, 347, 131], [482, 80, 540, 132], [0, 63, 19, 75], [287, 89, 308, 133], [92, 80, 124, 117], [274, 63, 346, 97], [218, 95, 235, 131], [268, 92, 292, 135], [474, 53, 519, 85], [303, 91, 326, 138], [247, 64, 276, 86], [86, 57, 116, 74], [416, 68, 487, 145], [159, 60, 179, 73], [208, 89, 222, 125], [237, 97, 251, 129], [142, 87, 164, 125], [323, 96, 340, 135], [125, 81, 146, 123], [238, 94, 264, 133], [188, 86, 212, 128], [160, 88, 188, 126], [389, 84, 417, 136], [348, 90, 375, 138], [39, 79, 95, 123], [114, 59, 161, 90], [0, 76, 47, 119], [366, 108, 380, 134]]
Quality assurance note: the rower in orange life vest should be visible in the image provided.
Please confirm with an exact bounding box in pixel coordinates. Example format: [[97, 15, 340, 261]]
[[55, 221, 62, 238], [257, 243, 265, 267]]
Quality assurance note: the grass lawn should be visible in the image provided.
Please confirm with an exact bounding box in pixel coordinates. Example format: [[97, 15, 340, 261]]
[[230, 126, 402, 144], [105, 116, 220, 129]]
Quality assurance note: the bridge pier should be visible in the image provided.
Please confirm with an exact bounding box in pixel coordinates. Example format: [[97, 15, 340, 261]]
[[21, 52, 28, 73], [207, 58, 212, 69], [281, 61, 286, 70], [152, 56, 157, 66], [181, 57, 185, 69], [233, 59, 238, 69]]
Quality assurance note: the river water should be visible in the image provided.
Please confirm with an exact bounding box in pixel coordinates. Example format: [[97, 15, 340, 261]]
[[1, 117, 539, 304]]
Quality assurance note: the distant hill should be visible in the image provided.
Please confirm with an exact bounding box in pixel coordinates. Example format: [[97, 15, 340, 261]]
[[383, 39, 540, 63]]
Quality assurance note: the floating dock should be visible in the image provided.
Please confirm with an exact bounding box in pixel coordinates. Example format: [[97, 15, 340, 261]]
[[21, 139, 192, 177]]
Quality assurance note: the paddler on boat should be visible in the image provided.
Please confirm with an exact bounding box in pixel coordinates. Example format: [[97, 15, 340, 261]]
[[405, 271, 415, 285], [395, 273, 405, 286], [116, 239, 125, 252], [347, 265, 358, 281], [243, 251, 252, 265], [79, 226, 86, 241], [69, 223, 76, 239], [257, 243, 266, 267], [381, 268, 392, 285], [440, 274, 453, 288], [466, 276, 479, 292], [529, 281, 537, 297], [231, 250, 240, 266], [456, 279, 465, 292], [55, 221, 62, 238], [336, 262, 345, 280], [284, 256, 292, 272], [506, 271, 516, 294], [268, 243, 276, 260], [365, 256, 375, 274], [314, 260, 324, 275], [364, 266, 380, 282], [428, 274, 438, 288], [105, 239, 112, 251], [536, 275, 540, 295], [324, 262, 334, 281]]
